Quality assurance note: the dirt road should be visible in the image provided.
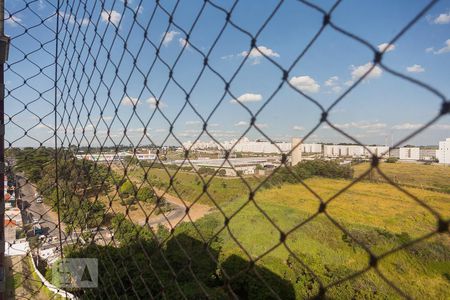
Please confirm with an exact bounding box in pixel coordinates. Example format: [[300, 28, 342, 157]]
[[143, 188, 212, 228]]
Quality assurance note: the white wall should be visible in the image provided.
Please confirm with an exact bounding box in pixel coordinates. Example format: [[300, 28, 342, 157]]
[[323, 145, 365, 157], [399, 147, 420, 160], [302, 143, 322, 153], [437, 138, 450, 164], [365, 146, 390, 158]]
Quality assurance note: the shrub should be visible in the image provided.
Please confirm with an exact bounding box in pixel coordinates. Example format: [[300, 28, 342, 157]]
[[264, 159, 353, 188], [119, 180, 135, 197], [386, 157, 398, 163], [197, 167, 216, 176], [137, 186, 155, 203]]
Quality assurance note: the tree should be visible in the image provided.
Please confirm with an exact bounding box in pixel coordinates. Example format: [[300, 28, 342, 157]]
[[137, 186, 155, 203], [119, 180, 135, 197]]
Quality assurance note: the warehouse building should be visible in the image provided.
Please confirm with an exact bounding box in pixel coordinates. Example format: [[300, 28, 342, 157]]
[[172, 157, 278, 176]]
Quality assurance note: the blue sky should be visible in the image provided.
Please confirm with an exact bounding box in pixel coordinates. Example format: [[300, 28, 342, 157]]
[[4, 0, 450, 148]]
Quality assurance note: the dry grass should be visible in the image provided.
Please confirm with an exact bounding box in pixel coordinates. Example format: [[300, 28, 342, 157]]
[[353, 162, 450, 193]]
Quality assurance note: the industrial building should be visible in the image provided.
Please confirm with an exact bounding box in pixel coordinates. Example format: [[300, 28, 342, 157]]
[[76, 150, 156, 162], [437, 138, 450, 164], [172, 157, 278, 176]]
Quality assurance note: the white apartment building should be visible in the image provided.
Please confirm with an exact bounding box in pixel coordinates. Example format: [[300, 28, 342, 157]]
[[399, 147, 420, 160], [231, 138, 291, 153], [437, 138, 450, 164], [323, 145, 365, 158], [302, 143, 322, 153], [365, 146, 390, 158]]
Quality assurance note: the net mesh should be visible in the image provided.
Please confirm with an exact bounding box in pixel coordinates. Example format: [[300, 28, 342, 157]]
[[2, 0, 449, 299]]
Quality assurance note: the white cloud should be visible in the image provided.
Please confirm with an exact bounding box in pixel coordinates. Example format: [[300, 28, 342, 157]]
[[128, 127, 145, 133], [101, 10, 121, 26], [234, 121, 248, 126], [377, 43, 396, 53], [256, 123, 268, 128], [350, 62, 382, 80], [331, 86, 342, 93], [333, 121, 387, 130], [433, 39, 450, 55], [324, 76, 342, 93], [406, 64, 425, 73], [344, 80, 354, 86], [6, 15, 22, 26], [155, 128, 166, 133], [135, 5, 143, 14], [59, 12, 89, 26], [121, 96, 140, 106], [179, 37, 189, 48], [209, 123, 220, 127], [186, 120, 201, 125], [221, 54, 234, 60], [433, 124, 450, 130], [425, 47, 434, 53], [35, 123, 48, 129], [240, 46, 279, 64], [293, 126, 304, 131], [434, 12, 450, 24], [162, 30, 179, 46], [230, 93, 263, 104], [102, 116, 113, 121], [147, 97, 166, 108], [393, 123, 450, 130], [289, 76, 320, 93], [392, 123, 423, 130], [324, 76, 339, 86]]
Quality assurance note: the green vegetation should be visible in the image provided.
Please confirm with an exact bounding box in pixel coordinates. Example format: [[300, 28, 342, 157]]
[[353, 162, 450, 193], [60, 177, 450, 299], [123, 166, 261, 206], [17, 153, 447, 298], [14, 148, 112, 232], [264, 159, 353, 188]]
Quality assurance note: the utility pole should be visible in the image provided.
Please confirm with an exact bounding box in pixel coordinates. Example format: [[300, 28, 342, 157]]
[[0, 0, 9, 297]]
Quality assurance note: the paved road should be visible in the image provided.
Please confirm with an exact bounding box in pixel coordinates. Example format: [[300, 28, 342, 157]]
[[16, 173, 64, 239]]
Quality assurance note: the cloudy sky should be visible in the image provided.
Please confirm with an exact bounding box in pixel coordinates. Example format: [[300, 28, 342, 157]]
[[4, 0, 450, 148]]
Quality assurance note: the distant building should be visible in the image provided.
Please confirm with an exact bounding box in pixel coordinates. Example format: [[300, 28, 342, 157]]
[[399, 147, 420, 160], [365, 146, 390, 158], [4, 220, 17, 243], [389, 148, 400, 158], [5, 208, 22, 226], [437, 138, 450, 164], [135, 151, 157, 160], [172, 157, 277, 176], [230, 138, 291, 154], [420, 149, 437, 161], [291, 138, 302, 166], [323, 145, 365, 158], [302, 143, 322, 153]]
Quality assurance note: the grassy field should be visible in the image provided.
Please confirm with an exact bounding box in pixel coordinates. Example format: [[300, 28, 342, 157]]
[[115, 165, 262, 206], [353, 162, 450, 193], [186, 178, 450, 299]]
